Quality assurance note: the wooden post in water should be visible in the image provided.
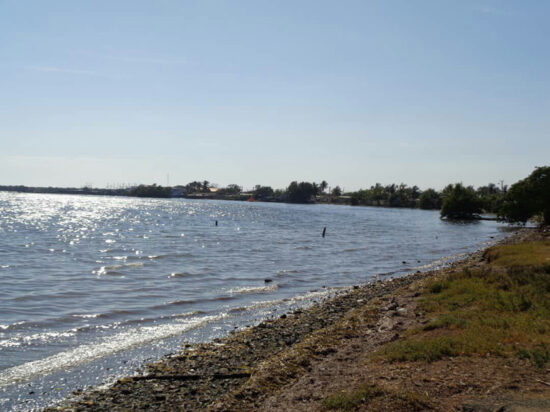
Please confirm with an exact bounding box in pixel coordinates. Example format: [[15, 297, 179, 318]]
[[215, 220, 218, 226], [322, 227, 326, 238]]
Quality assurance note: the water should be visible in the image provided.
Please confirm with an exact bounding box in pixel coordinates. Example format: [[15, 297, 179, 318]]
[[0, 192, 511, 410]]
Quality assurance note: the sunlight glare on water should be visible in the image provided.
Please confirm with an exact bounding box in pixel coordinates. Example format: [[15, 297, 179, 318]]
[[0, 192, 511, 410]]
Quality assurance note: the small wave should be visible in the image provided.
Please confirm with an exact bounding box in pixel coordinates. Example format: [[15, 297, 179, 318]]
[[227, 288, 332, 314], [93, 262, 143, 275], [162, 299, 196, 307], [93, 268, 123, 276], [0, 321, 26, 331], [124, 262, 143, 268], [0, 330, 77, 349], [228, 284, 279, 295], [154, 295, 234, 310], [0, 313, 229, 387], [148, 255, 165, 260], [149, 252, 193, 260], [117, 310, 207, 327], [276, 269, 300, 276], [414, 252, 469, 271], [72, 313, 106, 319], [169, 272, 196, 278], [343, 247, 369, 252]]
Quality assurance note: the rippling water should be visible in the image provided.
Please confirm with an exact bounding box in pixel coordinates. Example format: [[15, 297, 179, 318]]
[[0, 192, 510, 410]]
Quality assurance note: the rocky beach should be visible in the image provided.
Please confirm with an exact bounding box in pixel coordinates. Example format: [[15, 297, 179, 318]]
[[44, 228, 550, 411]]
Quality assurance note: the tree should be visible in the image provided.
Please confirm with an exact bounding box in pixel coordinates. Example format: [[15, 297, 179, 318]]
[[320, 180, 328, 193], [419, 188, 442, 210], [185, 181, 203, 193], [312, 182, 320, 196], [500, 166, 550, 225], [286, 181, 317, 203], [476, 183, 505, 213], [331, 186, 342, 197], [440, 183, 483, 219], [202, 180, 210, 192], [411, 185, 421, 200], [128, 184, 172, 198], [253, 185, 274, 200], [218, 184, 241, 195]]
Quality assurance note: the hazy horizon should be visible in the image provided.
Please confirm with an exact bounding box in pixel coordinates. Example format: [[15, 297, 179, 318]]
[[2, 1, 549, 191]]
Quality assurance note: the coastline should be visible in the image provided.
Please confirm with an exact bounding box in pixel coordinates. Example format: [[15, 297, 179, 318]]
[[43, 228, 539, 411]]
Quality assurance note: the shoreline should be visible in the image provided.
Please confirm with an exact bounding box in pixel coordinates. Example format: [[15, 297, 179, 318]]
[[44, 228, 531, 411]]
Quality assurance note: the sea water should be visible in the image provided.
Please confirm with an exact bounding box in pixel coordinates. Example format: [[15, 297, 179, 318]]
[[0, 192, 511, 410]]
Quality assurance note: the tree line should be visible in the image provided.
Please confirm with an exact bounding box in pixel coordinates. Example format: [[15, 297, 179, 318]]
[[2, 167, 547, 225]]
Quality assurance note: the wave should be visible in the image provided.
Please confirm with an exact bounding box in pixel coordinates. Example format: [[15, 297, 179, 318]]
[[148, 252, 194, 260], [72, 313, 107, 319], [343, 246, 369, 252], [0, 330, 77, 349], [0, 321, 26, 331], [0, 313, 229, 387], [92, 262, 143, 275], [169, 272, 200, 278], [227, 284, 279, 295], [276, 269, 300, 276], [413, 252, 469, 271], [227, 288, 332, 314]]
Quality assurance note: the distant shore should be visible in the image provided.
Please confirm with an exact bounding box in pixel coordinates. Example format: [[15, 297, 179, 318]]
[[0, 185, 365, 207], [45, 227, 548, 411]]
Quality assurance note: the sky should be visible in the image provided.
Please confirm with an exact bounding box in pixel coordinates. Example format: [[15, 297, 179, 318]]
[[1, 0, 549, 191]]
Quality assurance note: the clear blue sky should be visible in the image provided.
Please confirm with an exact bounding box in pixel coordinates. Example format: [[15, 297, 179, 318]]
[[1, 0, 548, 190]]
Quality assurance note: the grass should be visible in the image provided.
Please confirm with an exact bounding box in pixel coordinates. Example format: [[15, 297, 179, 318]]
[[378, 239, 550, 367], [483, 240, 550, 267], [322, 384, 384, 410], [322, 384, 432, 411]]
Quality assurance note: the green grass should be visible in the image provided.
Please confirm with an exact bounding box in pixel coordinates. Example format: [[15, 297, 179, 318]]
[[484, 241, 550, 267], [378, 240, 550, 367], [322, 384, 384, 410]]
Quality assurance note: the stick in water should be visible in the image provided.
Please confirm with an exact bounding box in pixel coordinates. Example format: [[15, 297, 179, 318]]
[[322, 227, 326, 238]]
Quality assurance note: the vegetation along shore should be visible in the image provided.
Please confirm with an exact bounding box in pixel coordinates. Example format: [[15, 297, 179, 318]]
[[45, 226, 550, 411], [3, 166, 548, 225]]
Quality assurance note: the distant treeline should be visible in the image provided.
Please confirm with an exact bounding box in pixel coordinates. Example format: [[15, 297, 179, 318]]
[[348, 182, 506, 213], [0, 185, 128, 196], [2, 166, 548, 225], [0, 181, 510, 210]]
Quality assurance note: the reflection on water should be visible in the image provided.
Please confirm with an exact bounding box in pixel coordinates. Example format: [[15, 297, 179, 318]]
[[0, 192, 512, 410]]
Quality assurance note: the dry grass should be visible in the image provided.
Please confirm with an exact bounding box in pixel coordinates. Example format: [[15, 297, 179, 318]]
[[322, 383, 432, 411]]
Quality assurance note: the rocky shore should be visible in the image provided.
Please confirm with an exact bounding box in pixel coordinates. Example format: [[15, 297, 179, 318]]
[[46, 228, 550, 411], [47, 271, 436, 410]]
